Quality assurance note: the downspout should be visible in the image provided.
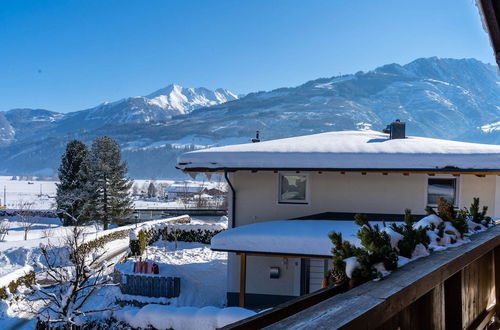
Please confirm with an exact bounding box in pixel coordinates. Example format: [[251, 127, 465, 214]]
[[224, 170, 236, 228]]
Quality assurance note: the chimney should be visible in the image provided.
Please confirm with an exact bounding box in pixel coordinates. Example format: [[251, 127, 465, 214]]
[[383, 120, 406, 139], [251, 130, 261, 143]]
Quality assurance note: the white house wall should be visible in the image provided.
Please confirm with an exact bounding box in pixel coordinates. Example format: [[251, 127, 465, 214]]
[[227, 253, 301, 297], [459, 175, 497, 216], [231, 172, 498, 226]]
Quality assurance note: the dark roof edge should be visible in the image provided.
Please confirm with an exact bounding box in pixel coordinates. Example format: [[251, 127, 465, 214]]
[[177, 167, 500, 174]]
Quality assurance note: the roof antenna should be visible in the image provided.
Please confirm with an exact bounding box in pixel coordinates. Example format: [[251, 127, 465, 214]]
[[251, 131, 260, 143]]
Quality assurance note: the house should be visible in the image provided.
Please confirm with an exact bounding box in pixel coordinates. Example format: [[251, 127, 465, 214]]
[[164, 182, 206, 201], [176, 122, 500, 308], [164, 181, 227, 202]]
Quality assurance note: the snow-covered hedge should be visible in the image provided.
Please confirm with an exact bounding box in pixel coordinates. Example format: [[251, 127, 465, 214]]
[[78, 228, 130, 256], [114, 304, 256, 330], [0, 209, 58, 218], [329, 197, 493, 287], [0, 271, 36, 301], [129, 216, 226, 256]]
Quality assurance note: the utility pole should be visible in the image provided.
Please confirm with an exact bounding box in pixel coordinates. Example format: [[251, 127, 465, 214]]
[[3, 186, 6, 207]]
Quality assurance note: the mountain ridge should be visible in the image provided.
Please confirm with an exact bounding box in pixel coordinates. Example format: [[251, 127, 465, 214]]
[[0, 57, 499, 178]]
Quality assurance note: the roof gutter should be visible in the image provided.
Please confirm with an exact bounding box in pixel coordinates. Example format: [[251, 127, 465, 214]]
[[224, 170, 236, 228], [180, 167, 500, 175]]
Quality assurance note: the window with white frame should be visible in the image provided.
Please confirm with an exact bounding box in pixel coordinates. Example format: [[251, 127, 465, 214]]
[[427, 178, 457, 206], [279, 173, 308, 204]]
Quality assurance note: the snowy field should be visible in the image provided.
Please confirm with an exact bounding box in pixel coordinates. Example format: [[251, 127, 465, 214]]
[[0, 176, 57, 209], [0, 176, 221, 210]]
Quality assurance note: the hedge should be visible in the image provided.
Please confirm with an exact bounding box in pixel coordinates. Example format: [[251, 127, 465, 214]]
[[0, 271, 36, 300], [129, 220, 226, 256], [77, 229, 131, 256]]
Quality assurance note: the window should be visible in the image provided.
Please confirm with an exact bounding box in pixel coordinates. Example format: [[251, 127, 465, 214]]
[[427, 178, 457, 206], [279, 174, 308, 204]]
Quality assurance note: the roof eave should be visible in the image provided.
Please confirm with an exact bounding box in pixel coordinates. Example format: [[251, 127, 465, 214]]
[[478, 0, 500, 68], [178, 167, 500, 175]]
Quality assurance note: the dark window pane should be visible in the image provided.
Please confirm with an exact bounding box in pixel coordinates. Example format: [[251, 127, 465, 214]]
[[427, 178, 456, 205], [280, 175, 307, 202]]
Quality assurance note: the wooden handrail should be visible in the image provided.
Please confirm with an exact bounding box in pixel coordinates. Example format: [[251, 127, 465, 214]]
[[221, 281, 348, 329]]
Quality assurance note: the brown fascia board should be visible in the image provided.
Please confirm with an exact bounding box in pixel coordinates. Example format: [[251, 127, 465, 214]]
[[179, 167, 500, 175], [478, 0, 500, 67]]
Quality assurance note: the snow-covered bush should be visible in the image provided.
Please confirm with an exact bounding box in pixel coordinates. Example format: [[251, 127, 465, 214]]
[[388, 209, 429, 258], [76, 228, 130, 258], [0, 271, 36, 301], [0, 219, 8, 241], [328, 197, 493, 288]]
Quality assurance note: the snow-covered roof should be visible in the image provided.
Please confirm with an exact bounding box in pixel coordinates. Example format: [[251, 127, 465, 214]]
[[177, 130, 500, 172], [210, 220, 369, 257]]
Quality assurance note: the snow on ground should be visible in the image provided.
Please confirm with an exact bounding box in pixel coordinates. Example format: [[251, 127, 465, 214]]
[[0, 176, 57, 209], [0, 217, 72, 281], [114, 304, 255, 330], [117, 241, 227, 307]]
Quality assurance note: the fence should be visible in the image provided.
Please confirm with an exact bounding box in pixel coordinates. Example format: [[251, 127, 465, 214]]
[[114, 268, 180, 299], [224, 225, 500, 329]]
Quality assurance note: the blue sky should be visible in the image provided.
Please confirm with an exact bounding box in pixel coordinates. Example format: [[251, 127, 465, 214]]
[[0, 0, 495, 112]]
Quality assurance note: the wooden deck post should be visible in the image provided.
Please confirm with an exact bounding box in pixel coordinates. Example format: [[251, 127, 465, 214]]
[[495, 246, 500, 319], [239, 253, 247, 308], [444, 270, 463, 330]]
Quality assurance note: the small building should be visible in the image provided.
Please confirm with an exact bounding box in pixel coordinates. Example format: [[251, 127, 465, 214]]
[[164, 183, 204, 201], [177, 125, 500, 308]]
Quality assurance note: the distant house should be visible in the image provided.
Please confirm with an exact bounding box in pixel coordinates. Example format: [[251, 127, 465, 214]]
[[177, 122, 500, 308], [164, 182, 227, 201], [164, 183, 203, 201]]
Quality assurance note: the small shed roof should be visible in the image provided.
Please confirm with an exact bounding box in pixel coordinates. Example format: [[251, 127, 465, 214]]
[[177, 131, 500, 173], [210, 220, 370, 257]]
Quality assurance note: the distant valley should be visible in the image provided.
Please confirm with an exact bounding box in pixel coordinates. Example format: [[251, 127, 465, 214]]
[[1, 57, 499, 178]]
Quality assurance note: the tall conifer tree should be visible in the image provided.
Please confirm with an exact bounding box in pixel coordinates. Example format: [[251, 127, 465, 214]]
[[85, 136, 133, 230], [56, 140, 89, 225]]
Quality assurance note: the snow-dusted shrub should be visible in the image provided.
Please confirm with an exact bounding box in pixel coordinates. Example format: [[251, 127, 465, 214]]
[[460, 197, 492, 231], [0, 271, 36, 301], [329, 214, 399, 286], [328, 198, 493, 289], [388, 209, 429, 259], [0, 219, 8, 241], [160, 224, 225, 245], [426, 197, 468, 237], [78, 229, 130, 256], [329, 231, 370, 287]]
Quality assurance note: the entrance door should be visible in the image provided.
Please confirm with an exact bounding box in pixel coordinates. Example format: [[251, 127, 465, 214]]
[[300, 259, 331, 295]]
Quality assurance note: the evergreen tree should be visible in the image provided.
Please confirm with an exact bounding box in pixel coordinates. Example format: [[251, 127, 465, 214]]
[[55, 140, 89, 226], [84, 137, 133, 230], [147, 182, 157, 198]]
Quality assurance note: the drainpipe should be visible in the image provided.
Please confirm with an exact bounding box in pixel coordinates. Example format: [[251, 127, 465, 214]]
[[224, 170, 236, 228]]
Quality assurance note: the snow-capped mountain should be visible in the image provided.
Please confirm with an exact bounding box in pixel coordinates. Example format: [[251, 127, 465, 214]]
[[146, 84, 238, 115], [0, 58, 499, 178], [2, 84, 238, 141]]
